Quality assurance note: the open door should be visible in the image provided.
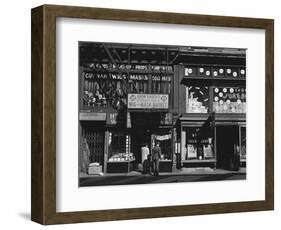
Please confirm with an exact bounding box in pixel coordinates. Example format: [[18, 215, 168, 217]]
[[216, 126, 240, 170]]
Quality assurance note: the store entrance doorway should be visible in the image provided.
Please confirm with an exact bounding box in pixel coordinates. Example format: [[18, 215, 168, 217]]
[[132, 128, 151, 164], [216, 125, 240, 170], [130, 113, 160, 164]]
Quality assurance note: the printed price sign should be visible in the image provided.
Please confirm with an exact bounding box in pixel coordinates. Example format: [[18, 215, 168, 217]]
[[128, 94, 169, 109]]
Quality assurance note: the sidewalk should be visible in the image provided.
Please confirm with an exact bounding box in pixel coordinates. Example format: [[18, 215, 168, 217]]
[[80, 167, 246, 178]]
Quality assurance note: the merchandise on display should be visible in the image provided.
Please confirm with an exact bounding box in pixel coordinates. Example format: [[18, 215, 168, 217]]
[[213, 87, 246, 113], [108, 152, 135, 162], [185, 86, 209, 113]]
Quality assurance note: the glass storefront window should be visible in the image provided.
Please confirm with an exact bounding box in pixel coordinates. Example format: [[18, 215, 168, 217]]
[[108, 132, 135, 162], [185, 86, 209, 113], [151, 75, 172, 94], [213, 87, 246, 113], [82, 72, 173, 110], [181, 126, 214, 160], [241, 126, 246, 159], [82, 72, 127, 110], [128, 74, 149, 94]]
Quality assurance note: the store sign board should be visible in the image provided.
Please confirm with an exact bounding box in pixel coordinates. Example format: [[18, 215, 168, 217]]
[[155, 134, 172, 141], [83, 72, 171, 82], [79, 112, 106, 121], [128, 94, 169, 109]]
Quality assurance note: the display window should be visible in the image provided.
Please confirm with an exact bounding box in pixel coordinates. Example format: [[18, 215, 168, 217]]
[[151, 75, 172, 94], [107, 131, 135, 162], [213, 87, 246, 113], [181, 126, 214, 160], [82, 72, 127, 110], [128, 74, 149, 94], [82, 74, 173, 110], [185, 86, 209, 113]]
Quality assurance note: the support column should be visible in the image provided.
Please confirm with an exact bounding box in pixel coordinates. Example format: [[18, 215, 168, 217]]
[[104, 130, 109, 173]]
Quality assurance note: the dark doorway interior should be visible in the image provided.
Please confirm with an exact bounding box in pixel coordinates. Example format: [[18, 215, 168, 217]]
[[216, 125, 239, 170], [130, 113, 160, 163]]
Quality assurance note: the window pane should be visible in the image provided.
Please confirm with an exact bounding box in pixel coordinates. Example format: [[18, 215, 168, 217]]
[[108, 132, 134, 161], [213, 87, 246, 113], [151, 75, 172, 94], [185, 86, 209, 113], [182, 126, 214, 160], [128, 74, 149, 94], [82, 72, 127, 110]]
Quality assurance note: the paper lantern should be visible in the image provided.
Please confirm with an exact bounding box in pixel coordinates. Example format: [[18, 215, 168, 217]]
[[213, 71, 218, 76]]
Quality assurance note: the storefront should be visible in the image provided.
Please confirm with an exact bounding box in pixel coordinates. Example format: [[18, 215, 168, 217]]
[[79, 42, 177, 173], [179, 64, 246, 170], [79, 112, 174, 174], [79, 42, 246, 174]]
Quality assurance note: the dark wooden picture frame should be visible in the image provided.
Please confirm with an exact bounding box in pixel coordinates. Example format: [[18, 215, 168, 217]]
[[31, 4, 274, 225]]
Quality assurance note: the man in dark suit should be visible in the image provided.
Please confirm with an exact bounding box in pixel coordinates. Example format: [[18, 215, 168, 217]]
[[151, 142, 162, 176]]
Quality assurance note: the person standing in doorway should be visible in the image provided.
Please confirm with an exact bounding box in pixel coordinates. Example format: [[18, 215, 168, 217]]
[[152, 141, 162, 176], [141, 143, 150, 174]]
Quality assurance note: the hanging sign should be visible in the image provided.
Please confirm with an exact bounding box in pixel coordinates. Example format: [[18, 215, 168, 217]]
[[128, 94, 169, 109], [155, 134, 172, 141]]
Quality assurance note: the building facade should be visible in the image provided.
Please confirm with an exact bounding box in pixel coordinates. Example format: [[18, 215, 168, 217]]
[[79, 42, 246, 174]]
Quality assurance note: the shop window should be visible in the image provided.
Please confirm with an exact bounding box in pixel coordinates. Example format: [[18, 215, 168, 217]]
[[213, 87, 246, 113], [151, 75, 172, 94], [128, 74, 149, 94], [82, 72, 127, 110], [108, 132, 135, 162], [185, 86, 209, 113], [181, 126, 214, 160], [241, 126, 246, 159], [151, 132, 172, 160]]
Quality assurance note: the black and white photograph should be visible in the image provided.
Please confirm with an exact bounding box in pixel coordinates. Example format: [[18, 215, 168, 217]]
[[78, 42, 246, 186]]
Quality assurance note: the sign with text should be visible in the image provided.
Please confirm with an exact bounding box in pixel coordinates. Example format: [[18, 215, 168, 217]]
[[128, 94, 169, 109], [79, 112, 106, 121]]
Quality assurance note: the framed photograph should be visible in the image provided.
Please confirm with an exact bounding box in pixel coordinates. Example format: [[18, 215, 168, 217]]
[[31, 4, 274, 224]]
